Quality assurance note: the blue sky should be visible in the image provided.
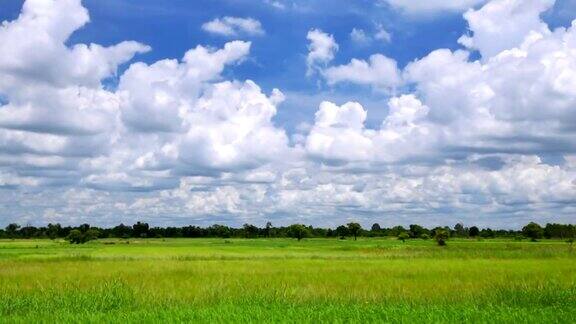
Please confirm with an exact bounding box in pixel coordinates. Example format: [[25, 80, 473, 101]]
[[0, 0, 575, 228]]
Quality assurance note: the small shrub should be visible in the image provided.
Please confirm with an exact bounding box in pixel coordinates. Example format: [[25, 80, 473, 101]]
[[397, 232, 410, 243], [434, 229, 449, 246]]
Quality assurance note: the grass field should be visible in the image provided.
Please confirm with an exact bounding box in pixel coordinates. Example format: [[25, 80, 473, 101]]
[[0, 238, 574, 323]]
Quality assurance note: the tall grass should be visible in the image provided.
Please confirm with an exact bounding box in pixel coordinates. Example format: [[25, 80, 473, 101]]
[[0, 238, 574, 322]]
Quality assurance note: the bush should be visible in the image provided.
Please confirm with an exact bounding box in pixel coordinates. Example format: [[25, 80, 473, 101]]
[[397, 232, 410, 242], [522, 222, 543, 242], [67, 228, 99, 244], [434, 229, 449, 246]]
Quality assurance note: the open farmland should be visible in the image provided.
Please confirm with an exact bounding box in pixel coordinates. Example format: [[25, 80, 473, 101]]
[[0, 238, 574, 323]]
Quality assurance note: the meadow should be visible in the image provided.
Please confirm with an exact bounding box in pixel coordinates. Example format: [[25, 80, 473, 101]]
[[0, 238, 574, 323]]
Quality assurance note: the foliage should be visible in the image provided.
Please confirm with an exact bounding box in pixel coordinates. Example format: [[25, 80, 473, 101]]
[[1, 222, 574, 241], [287, 224, 310, 241], [522, 222, 544, 242], [67, 228, 100, 244], [347, 223, 362, 241], [397, 232, 410, 242], [434, 229, 449, 246], [469, 226, 480, 237]]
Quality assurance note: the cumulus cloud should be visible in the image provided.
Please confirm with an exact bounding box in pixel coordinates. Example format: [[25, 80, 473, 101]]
[[1, 0, 576, 227], [0, 0, 288, 195], [202, 17, 264, 37], [323, 54, 402, 91], [306, 29, 339, 76], [459, 0, 555, 58]]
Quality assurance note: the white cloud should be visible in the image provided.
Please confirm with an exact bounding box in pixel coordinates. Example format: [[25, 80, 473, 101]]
[[323, 54, 402, 91], [264, 0, 287, 10], [350, 28, 371, 44], [306, 29, 339, 76], [1, 0, 576, 227], [381, 0, 487, 15], [202, 17, 265, 37], [459, 0, 555, 58], [350, 25, 392, 45], [374, 25, 392, 42]]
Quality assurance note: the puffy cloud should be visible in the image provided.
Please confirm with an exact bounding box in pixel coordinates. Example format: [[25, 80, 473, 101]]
[[0, 0, 149, 90], [380, 0, 487, 15], [305, 95, 432, 164], [0, 0, 288, 195], [202, 17, 265, 37], [306, 101, 374, 162], [459, 0, 555, 58], [119, 41, 251, 133], [306, 29, 339, 76], [2, 0, 576, 227], [323, 54, 402, 90]]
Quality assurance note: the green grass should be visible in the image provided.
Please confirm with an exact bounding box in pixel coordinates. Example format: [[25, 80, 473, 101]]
[[0, 238, 574, 323]]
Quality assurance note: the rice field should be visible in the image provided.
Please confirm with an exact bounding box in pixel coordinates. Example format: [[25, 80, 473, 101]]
[[0, 238, 574, 323]]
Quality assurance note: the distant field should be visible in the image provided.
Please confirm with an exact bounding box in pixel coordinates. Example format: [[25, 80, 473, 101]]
[[0, 238, 574, 323]]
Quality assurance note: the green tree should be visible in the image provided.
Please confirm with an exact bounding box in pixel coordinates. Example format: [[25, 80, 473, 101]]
[[453, 223, 468, 237], [242, 224, 259, 238], [287, 224, 309, 241], [522, 222, 543, 242], [434, 229, 449, 246], [397, 232, 410, 243], [84, 228, 100, 241], [409, 224, 428, 238], [67, 229, 83, 244], [335, 225, 349, 238], [132, 222, 150, 238], [46, 223, 61, 240], [370, 223, 382, 236], [469, 226, 480, 237], [264, 222, 273, 237], [5, 223, 20, 239], [347, 223, 362, 241]]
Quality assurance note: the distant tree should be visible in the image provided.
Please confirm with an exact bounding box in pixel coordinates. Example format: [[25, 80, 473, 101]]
[[5, 223, 20, 239], [434, 229, 449, 246], [264, 222, 273, 237], [67, 230, 83, 244], [480, 228, 495, 238], [390, 226, 407, 237], [397, 232, 410, 243], [420, 233, 430, 240], [453, 223, 468, 237], [469, 226, 480, 237], [78, 223, 90, 233], [132, 222, 150, 238], [371, 223, 382, 232], [409, 224, 429, 238], [209, 224, 232, 238], [84, 228, 100, 241], [112, 224, 132, 238], [335, 225, 349, 238], [522, 222, 543, 242], [242, 224, 259, 238], [347, 223, 362, 241], [46, 223, 61, 240], [287, 224, 309, 241]]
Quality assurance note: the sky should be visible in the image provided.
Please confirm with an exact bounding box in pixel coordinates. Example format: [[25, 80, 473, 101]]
[[0, 0, 575, 229]]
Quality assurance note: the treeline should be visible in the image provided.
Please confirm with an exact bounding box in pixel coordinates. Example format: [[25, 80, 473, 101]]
[[0, 221, 574, 243]]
